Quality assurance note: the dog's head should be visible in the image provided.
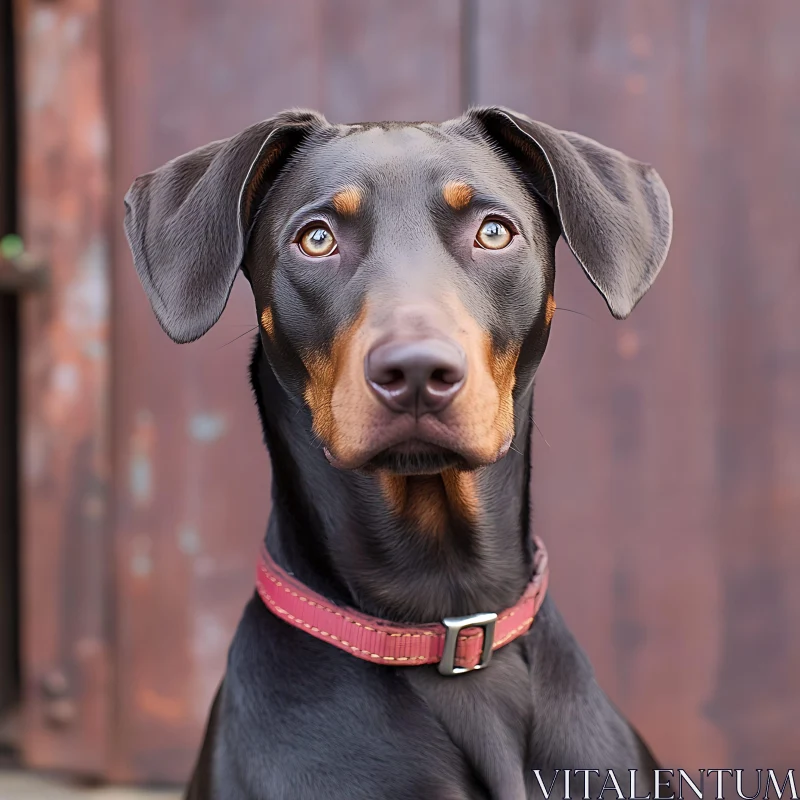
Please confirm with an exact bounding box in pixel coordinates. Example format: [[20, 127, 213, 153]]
[[125, 108, 671, 476]]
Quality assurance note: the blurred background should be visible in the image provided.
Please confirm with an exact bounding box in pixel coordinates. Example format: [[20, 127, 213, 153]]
[[0, 0, 798, 793]]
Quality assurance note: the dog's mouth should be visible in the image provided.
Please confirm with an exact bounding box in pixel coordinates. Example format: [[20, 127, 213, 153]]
[[322, 424, 510, 474], [361, 440, 470, 475], [319, 395, 514, 473]]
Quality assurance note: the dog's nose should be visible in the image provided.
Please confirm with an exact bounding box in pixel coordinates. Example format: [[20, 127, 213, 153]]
[[365, 338, 467, 414]]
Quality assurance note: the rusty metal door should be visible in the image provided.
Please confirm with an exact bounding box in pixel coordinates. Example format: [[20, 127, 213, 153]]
[[16, 0, 800, 784], [16, 0, 113, 777]]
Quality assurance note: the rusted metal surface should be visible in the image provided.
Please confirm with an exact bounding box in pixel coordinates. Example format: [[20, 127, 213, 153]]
[[17, 0, 798, 782], [475, 0, 800, 770], [16, 0, 112, 777], [313, 0, 463, 123], [109, 0, 462, 783]]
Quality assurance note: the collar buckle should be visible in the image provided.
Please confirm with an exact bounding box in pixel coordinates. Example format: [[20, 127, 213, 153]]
[[438, 612, 498, 676]]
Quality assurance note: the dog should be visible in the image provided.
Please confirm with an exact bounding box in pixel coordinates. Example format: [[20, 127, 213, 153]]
[[124, 106, 672, 800]]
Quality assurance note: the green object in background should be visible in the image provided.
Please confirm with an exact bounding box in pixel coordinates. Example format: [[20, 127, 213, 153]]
[[0, 233, 24, 260]]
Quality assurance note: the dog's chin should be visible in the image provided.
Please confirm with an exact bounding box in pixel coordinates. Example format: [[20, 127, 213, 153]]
[[322, 431, 513, 473], [363, 441, 470, 476]]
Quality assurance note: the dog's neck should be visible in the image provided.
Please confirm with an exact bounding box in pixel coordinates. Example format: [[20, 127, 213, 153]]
[[252, 342, 536, 623]]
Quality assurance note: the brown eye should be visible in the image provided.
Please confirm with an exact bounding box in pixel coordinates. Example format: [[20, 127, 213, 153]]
[[475, 218, 513, 250], [298, 224, 337, 257]]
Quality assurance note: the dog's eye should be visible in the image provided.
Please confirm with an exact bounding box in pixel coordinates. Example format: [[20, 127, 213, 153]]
[[298, 224, 337, 257], [475, 218, 513, 250]]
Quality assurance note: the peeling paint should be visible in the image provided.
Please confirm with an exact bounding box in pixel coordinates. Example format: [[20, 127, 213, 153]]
[[43, 362, 82, 425], [193, 613, 227, 656], [129, 455, 151, 506], [64, 237, 109, 331], [30, 5, 57, 36], [177, 524, 201, 556], [130, 553, 152, 578], [62, 15, 84, 46], [130, 535, 153, 578], [88, 118, 109, 159], [20, 0, 114, 770], [188, 413, 227, 443], [51, 362, 80, 398], [82, 340, 106, 360], [27, 9, 60, 111]]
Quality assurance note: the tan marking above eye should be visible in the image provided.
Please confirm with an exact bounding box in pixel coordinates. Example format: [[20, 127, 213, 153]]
[[475, 218, 513, 250], [442, 181, 474, 211], [298, 224, 337, 257], [331, 186, 362, 216]]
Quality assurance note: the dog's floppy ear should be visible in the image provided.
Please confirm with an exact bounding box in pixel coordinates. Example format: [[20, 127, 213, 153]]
[[123, 109, 328, 343], [470, 107, 672, 319]]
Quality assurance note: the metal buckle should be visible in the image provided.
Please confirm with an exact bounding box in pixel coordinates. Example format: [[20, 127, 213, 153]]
[[438, 612, 498, 676]]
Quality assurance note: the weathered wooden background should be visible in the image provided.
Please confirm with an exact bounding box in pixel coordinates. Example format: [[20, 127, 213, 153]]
[[6, 0, 799, 783]]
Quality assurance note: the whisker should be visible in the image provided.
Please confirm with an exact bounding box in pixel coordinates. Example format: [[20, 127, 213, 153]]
[[532, 419, 551, 449], [554, 307, 594, 321], [218, 326, 259, 349]]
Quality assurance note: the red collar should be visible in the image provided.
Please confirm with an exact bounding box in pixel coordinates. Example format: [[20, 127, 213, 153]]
[[255, 537, 549, 676]]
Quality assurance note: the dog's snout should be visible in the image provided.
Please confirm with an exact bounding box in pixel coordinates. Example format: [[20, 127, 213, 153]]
[[365, 338, 466, 414]]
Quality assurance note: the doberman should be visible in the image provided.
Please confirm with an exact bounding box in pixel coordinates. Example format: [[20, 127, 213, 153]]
[[124, 107, 672, 800]]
